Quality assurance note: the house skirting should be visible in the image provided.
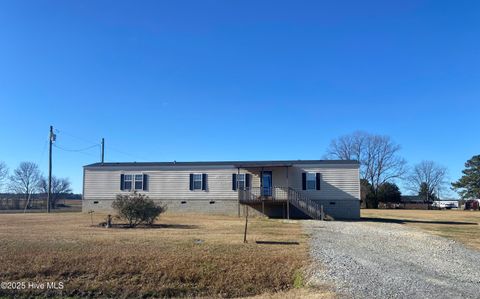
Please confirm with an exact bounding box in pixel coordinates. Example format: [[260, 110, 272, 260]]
[[318, 199, 360, 219], [82, 199, 241, 216], [82, 198, 360, 220]]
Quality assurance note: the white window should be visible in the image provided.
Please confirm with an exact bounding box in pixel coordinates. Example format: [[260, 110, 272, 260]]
[[123, 174, 144, 191], [134, 174, 143, 190], [124, 174, 133, 190], [193, 174, 203, 190], [237, 174, 246, 190], [306, 172, 316, 190]]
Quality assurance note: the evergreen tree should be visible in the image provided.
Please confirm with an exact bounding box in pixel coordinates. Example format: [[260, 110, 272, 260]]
[[452, 155, 480, 199], [378, 182, 402, 203]]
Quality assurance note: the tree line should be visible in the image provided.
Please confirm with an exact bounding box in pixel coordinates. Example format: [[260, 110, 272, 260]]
[[326, 131, 480, 208], [0, 161, 73, 209]]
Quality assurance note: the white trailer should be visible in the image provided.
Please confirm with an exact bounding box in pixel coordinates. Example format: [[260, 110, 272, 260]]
[[432, 201, 459, 209]]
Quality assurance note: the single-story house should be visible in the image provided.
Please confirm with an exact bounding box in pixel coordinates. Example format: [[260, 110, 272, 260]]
[[82, 159, 361, 219]]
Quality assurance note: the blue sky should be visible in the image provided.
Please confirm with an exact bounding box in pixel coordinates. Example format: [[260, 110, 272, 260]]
[[0, 1, 478, 195]]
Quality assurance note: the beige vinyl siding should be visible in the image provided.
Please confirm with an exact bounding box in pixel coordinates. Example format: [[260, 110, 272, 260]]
[[238, 167, 289, 188], [147, 169, 236, 200], [84, 170, 122, 200], [84, 166, 241, 201], [83, 163, 360, 202], [234, 165, 359, 202], [290, 164, 360, 201]]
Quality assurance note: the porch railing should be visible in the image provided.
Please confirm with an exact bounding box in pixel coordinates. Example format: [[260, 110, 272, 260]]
[[238, 187, 289, 202], [238, 187, 324, 220], [287, 187, 323, 220]]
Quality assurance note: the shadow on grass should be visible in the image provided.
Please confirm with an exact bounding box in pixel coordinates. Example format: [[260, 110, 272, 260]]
[[361, 217, 478, 226], [96, 223, 199, 229], [146, 223, 199, 229], [255, 241, 300, 245]]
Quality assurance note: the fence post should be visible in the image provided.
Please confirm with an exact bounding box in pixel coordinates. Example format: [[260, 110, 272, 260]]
[[320, 205, 324, 221], [243, 206, 249, 243]]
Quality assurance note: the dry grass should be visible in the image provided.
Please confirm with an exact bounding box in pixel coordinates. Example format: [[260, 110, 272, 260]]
[[362, 209, 480, 250], [0, 212, 327, 298]]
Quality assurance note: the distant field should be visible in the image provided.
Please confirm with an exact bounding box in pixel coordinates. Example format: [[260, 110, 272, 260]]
[[60, 199, 82, 207], [0, 212, 329, 298], [362, 209, 480, 250]]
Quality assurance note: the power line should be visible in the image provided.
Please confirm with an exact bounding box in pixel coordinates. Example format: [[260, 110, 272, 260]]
[[53, 144, 99, 158], [54, 128, 100, 147], [54, 127, 152, 162], [53, 144, 100, 152]]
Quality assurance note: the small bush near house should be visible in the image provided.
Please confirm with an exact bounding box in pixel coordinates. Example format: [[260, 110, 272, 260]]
[[112, 191, 166, 227]]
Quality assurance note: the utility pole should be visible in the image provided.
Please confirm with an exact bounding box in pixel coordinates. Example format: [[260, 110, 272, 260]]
[[47, 125, 55, 213], [101, 138, 105, 164]]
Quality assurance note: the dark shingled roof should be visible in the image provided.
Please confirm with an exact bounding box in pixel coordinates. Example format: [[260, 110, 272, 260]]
[[84, 159, 359, 168]]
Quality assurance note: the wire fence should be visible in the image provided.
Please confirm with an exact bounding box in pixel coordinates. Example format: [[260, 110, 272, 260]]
[[0, 196, 82, 212], [0, 196, 47, 211]]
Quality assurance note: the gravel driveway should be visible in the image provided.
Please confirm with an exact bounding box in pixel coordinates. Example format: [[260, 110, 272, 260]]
[[305, 221, 480, 299]]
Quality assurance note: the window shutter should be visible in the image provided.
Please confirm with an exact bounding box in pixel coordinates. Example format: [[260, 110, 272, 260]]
[[189, 174, 194, 191], [120, 174, 125, 190], [302, 173, 306, 190], [143, 174, 148, 191], [316, 173, 321, 190], [232, 174, 237, 191], [202, 173, 207, 190], [245, 173, 251, 188]]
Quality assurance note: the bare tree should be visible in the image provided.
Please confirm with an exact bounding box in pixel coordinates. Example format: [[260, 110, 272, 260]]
[[9, 162, 41, 202], [406, 160, 447, 201], [38, 176, 72, 209], [0, 161, 8, 192], [325, 131, 367, 161], [326, 131, 407, 208]]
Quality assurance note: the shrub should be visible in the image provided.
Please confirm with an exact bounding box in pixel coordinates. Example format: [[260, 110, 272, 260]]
[[112, 191, 166, 227]]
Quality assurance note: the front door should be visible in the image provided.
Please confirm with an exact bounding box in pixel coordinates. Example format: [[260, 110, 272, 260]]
[[261, 171, 273, 196]]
